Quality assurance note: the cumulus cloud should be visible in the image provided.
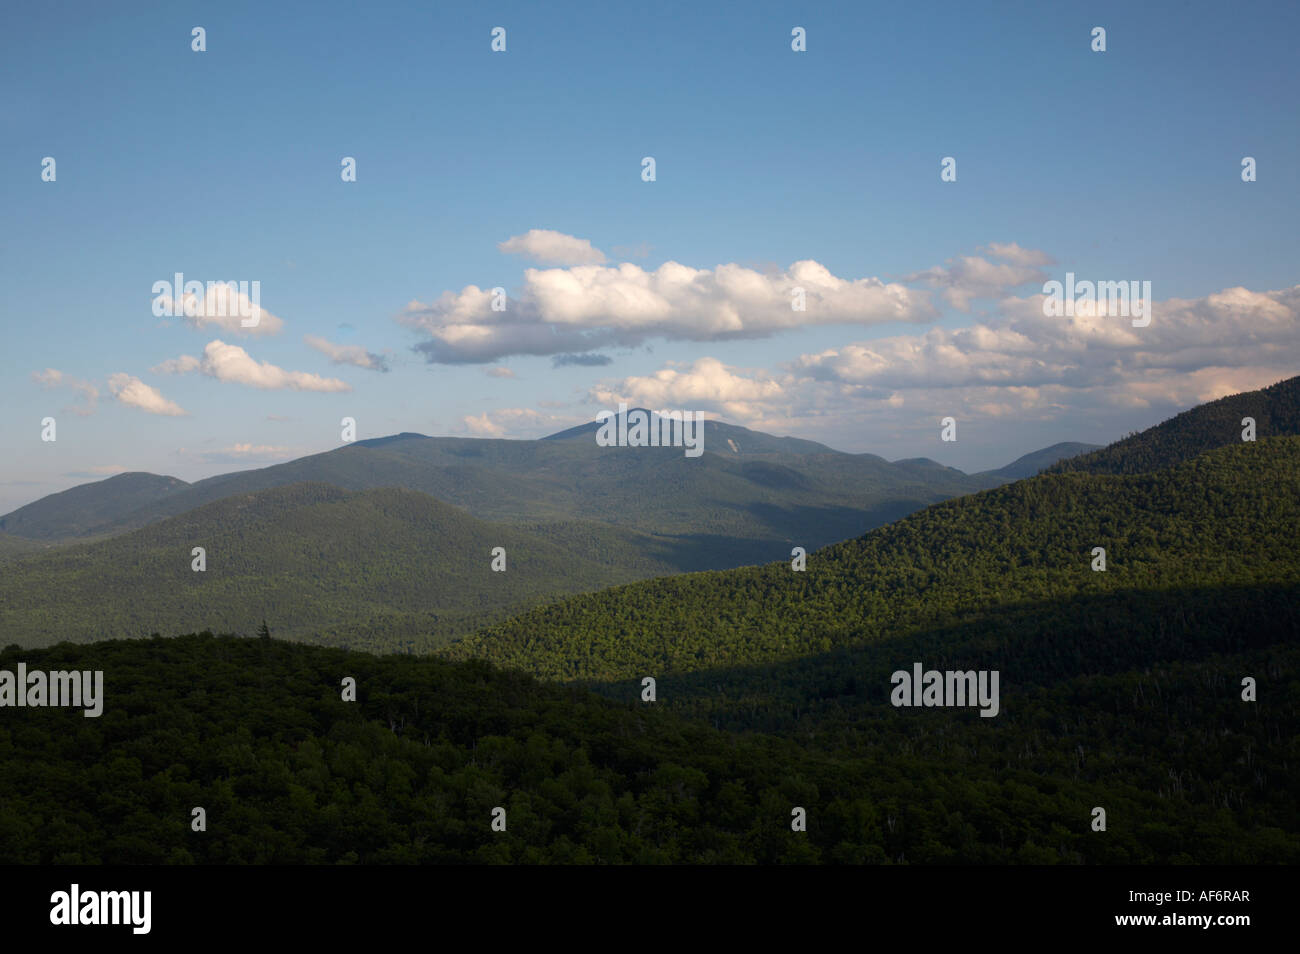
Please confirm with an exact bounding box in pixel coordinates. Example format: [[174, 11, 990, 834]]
[[485, 366, 516, 378], [401, 259, 936, 364], [31, 368, 63, 388], [900, 255, 1049, 311], [303, 334, 390, 372], [794, 284, 1300, 394], [459, 407, 569, 438], [589, 357, 788, 422], [157, 340, 351, 392], [498, 229, 606, 265], [107, 373, 187, 416], [154, 281, 285, 336], [585, 281, 1300, 434]]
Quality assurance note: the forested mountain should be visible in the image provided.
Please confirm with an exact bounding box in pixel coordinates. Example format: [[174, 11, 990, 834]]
[[0, 482, 713, 650], [443, 437, 1300, 680], [0, 633, 1292, 864], [0, 472, 189, 541], [1047, 374, 1300, 476], [0, 421, 1101, 650], [0, 421, 1090, 563]]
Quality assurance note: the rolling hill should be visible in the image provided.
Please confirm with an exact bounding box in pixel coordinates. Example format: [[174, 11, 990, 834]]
[[0, 482, 717, 650]]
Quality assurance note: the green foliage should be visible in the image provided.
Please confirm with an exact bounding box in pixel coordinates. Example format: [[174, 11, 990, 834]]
[[445, 437, 1300, 680], [0, 532, 48, 564], [0, 483, 708, 650], [0, 632, 1291, 864]]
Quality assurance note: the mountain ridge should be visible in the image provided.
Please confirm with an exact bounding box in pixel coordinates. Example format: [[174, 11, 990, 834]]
[[0, 426, 1099, 547]]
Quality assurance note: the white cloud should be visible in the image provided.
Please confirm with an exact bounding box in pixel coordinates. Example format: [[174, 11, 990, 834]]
[[303, 334, 389, 372], [585, 279, 1300, 435], [589, 357, 788, 422], [31, 368, 63, 388], [460, 407, 571, 438], [156, 282, 285, 336], [401, 259, 936, 363], [151, 354, 201, 374], [485, 366, 516, 378], [107, 373, 187, 416], [792, 283, 1300, 396], [900, 255, 1049, 311], [157, 340, 352, 392], [498, 229, 607, 265]]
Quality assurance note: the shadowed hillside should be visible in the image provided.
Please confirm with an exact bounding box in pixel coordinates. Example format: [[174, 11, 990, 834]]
[[444, 437, 1300, 680]]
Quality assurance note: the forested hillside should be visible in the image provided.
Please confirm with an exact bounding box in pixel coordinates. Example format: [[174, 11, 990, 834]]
[[0, 482, 714, 650], [0, 532, 46, 564], [0, 634, 1292, 864], [444, 437, 1300, 680]]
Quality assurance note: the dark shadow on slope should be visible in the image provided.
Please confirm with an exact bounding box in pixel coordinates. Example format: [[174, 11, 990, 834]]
[[582, 581, 1300, 738]]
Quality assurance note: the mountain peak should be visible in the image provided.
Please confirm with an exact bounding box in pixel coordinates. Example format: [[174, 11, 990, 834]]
[[352, 432, 430, 448]]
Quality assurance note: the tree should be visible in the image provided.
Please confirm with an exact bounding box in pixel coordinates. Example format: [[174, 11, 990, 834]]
[[258, 620, 270, 640]]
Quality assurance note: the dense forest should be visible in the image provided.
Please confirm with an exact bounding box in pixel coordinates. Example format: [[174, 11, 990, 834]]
[[0, 633, 1293, 864], [443, 437, 1300, 679]]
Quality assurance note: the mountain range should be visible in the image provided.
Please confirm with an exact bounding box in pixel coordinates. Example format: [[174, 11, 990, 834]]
[[0, 418, 1099, 648], [2, 375, 1295, 864], [0, 418, 1096, 547]]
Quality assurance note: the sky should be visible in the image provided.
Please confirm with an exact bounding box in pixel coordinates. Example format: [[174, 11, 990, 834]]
[[2, 0, 1298, 513]]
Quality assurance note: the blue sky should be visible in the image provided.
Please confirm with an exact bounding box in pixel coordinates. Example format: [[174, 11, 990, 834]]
[[2, 0, 1298, 511]]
